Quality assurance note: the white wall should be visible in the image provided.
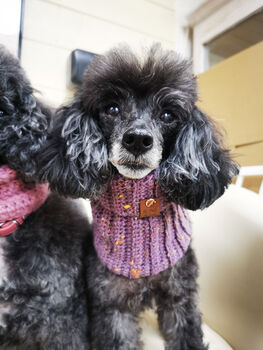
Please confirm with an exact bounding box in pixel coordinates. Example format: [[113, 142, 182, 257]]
[[0, 0, 21, 55], [174, 0, 207, 57], [21, 0, 175, 107]]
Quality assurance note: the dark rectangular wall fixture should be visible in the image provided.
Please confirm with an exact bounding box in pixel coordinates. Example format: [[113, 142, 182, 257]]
[[70, 49, 96, 85]]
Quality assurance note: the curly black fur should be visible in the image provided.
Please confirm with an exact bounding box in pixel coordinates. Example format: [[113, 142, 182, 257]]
[[1, 196, 90, 350], [39, 45, 239, 349], [0, 46, 51, 178], [0, 46, 90, 349]]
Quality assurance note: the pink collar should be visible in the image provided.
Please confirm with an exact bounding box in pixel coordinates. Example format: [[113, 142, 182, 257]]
[[91, 171, 191, 279], [0, 165, 49, 236]]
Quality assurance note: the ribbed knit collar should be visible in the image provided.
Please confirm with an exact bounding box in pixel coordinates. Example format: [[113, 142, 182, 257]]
[[91, 171, 191, 279]]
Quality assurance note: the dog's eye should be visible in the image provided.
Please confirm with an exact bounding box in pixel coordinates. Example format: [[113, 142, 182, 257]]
[[160, 112, 175, 123], [0, 110, 4, 117], [105, 104, 120, 117]]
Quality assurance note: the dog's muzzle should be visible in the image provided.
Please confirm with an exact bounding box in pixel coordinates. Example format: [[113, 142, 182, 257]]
[[122, 129, 153, 156], [109, 126, 162, 179]]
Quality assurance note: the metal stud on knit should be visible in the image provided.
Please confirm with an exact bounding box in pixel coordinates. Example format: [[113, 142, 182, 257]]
[[91, 171, 191, 279]]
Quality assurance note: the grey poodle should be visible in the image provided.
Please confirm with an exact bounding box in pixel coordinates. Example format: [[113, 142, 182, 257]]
[[39, 45, 238, 350]]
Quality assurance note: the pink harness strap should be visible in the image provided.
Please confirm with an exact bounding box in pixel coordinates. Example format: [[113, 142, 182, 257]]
[[0, 165, 49, 235]]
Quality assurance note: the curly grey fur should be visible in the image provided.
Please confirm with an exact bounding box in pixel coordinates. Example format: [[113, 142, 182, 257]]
[[0, 46, 90, 349], [38, 100, 110, 199]]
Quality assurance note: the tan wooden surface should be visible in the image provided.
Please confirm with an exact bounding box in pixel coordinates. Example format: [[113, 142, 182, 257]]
[[197, 41, 263, 192], [197, 41, 263, 148]]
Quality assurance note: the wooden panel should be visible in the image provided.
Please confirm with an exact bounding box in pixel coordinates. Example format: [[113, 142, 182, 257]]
[[24, 0, 174, 53], [197, 41, 263, 148], [235, 142, 263, 167], [243, 176, 263, 193], [41, 0, 175, 42], [234, 142, 263, 193]]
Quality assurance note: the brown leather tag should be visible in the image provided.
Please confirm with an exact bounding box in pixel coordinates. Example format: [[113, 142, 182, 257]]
[[140, 198, 160, 218]]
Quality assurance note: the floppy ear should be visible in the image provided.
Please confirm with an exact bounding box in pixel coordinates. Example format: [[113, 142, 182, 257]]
[[158, 107, 239, 210], [38, 99, 110, 199], [0, 93, 50, 177]]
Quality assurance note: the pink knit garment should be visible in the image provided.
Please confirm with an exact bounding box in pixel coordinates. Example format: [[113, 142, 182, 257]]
[[0, 165, 49, 222], [91, 171, 191, 279]]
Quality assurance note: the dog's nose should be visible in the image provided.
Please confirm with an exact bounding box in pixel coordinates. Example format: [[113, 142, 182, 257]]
[[122, 130, 153, 155]]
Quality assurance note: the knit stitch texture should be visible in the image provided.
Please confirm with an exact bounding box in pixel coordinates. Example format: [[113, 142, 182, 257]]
[[91, 171, 191, 279], [0, 165, 49, 222]]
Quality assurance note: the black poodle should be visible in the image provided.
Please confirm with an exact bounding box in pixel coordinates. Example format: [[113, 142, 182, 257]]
[[0, 45, 89, 349], [39, 45, 238, 350]]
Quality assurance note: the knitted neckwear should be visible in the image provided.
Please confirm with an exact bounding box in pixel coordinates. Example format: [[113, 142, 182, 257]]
[[0, 165, 49, 222], [91, 171, 191, 279]]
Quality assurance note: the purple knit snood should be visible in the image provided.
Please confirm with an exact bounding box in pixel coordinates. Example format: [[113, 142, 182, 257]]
[[91, 171, 191, 279]]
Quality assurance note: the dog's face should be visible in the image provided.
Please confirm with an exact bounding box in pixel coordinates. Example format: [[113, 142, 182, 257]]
[[39, 45, 238, 209], [81, 46, 197, 180], [0, 45, 50, 175], [98, 97, 163, 179], [97, 89, 190, 179]]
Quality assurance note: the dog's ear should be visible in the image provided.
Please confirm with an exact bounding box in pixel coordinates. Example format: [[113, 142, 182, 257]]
[[38, 99, 110, 199], [0, 93, 50, 177], [158, 107, 239, 210]]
